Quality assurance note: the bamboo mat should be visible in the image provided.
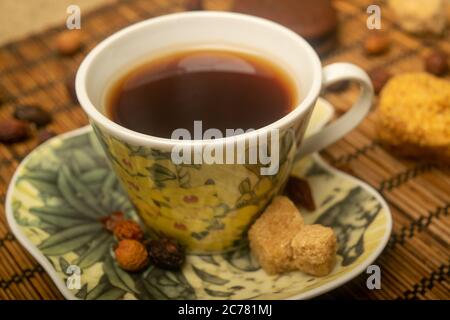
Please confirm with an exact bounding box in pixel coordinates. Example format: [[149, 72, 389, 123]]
[[0, 0, 449, 300]]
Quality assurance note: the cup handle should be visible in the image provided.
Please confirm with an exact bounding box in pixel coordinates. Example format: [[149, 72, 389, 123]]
[[295, 63, 374, 160]]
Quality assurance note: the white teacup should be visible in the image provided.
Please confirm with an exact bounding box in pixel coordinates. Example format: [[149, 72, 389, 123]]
[[76, 11, 373, 253]]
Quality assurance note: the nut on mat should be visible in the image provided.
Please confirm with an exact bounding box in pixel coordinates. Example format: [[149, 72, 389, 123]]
[[424, 49, 449, 76], [56, 30, 83, 55], [364, 32, 390, 56], [0, 119, 30, 143], [13, 104, 52, 127]]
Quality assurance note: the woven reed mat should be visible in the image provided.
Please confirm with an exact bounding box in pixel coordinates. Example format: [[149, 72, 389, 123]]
[[0, 0, 449, 300]]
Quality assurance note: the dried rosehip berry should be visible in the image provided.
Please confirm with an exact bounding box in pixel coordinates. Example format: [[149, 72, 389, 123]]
[[0, 119, 30, 143], [13, 104, 52, 127], [148, 237, 185, 270], [100, 211, 125, 232], [113, 220, 144, 241], [115, 239, 149, 272], [285, 176, 316, 211]]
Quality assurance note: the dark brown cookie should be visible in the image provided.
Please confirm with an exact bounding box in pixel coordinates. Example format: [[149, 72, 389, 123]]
[[232, 0, 338, 55]]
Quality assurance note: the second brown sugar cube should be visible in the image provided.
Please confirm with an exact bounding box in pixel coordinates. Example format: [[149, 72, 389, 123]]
[[249, 196, 337, 276]]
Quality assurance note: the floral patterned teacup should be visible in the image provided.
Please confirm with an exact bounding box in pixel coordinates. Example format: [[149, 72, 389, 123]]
[[76, 12, 373, 253]]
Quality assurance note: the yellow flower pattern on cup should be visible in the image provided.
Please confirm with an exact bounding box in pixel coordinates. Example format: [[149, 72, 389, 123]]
[[92, 125, 293, 253]]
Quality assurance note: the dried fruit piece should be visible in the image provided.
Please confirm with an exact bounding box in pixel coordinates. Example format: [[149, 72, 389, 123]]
[[285, 176, 316, 211], [113, 220, 144, 241], [37, 130, 55, 145], [100, 211, 125, 232], [13, 104, 52, 127], [56, 30, 82, 55], [115, 239, 149, 272], [148, 237, 185, 270], [0, 119, 30, 143], [364, 32, 390, 55], [369, 68, 392, 94], [424, 49, 448, 76]]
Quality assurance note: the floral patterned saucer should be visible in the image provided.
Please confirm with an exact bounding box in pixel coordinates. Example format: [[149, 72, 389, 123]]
[[5, 99, 392, 300]]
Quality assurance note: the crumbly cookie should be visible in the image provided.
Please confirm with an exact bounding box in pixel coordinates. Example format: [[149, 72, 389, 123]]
[[377, 73, 450, 163], [203, 0, 338, 56], [388, 0, 448, 35]]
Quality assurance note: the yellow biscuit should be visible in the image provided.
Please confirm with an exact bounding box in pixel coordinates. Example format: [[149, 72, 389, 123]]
[[377, 72, 450, 164]]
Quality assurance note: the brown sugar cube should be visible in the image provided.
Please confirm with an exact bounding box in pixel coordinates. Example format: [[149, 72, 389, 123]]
[[291, 225, 337, 276], [248, 196, 304, 275]]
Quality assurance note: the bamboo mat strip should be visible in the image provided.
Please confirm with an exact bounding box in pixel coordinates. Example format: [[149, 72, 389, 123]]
[[0, 0, 448, 299]]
